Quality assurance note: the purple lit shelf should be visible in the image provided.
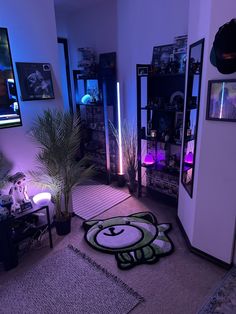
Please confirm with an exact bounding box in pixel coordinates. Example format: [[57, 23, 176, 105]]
[[141, 135, 181, 146], [141, 163, 180, 177], [183, 163, 193, 171]]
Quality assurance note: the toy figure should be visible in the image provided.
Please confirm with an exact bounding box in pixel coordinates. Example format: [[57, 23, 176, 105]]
[[9, 172, 30, 212], [0, 195, 13, 220]]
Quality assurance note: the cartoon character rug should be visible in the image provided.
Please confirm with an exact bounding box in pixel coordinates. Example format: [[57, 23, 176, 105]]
[[83, 212, 174, 270]]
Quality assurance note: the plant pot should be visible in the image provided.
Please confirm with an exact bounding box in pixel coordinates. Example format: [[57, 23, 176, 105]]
[[117, 174, 126, 187], [127, 181, 137, 194], [54, 216, 71, 236]]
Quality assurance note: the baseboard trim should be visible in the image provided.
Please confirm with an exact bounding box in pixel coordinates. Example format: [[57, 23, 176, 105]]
[[176, 216, 233, 270]]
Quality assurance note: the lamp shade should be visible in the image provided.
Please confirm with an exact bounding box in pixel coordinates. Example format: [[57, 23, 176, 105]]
[[143, 154, 155, 165], [33, 192, 51, 206]]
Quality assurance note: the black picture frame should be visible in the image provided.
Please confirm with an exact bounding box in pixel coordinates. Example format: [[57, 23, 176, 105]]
[[206, 79, 236, 122], [137, 66, 149, 76], [0, 27, 22, 129], [16, 62, 54, 101], [152, 44, 174, 71]]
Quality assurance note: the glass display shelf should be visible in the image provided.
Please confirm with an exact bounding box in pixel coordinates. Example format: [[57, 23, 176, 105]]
[[79, 102, 103, 107], [183, 163, 193, 170], [141, 135, 181, 146], [141, 106, 183, 112], [141, 163, 180, 177], [185, 135, 195, 142]]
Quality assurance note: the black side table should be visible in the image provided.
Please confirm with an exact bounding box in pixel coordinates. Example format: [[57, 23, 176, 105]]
[[0, 204, 53, 271]]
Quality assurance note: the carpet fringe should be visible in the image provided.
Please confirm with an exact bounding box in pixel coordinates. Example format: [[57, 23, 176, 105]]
[[68, 244, 145, 304]]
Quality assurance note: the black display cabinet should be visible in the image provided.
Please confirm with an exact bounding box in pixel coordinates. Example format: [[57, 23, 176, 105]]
[[137, 64, 185, 199], [73, 53, 118, 184]]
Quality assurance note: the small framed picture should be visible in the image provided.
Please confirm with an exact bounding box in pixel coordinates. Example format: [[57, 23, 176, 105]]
[[137, 66, 149, 76], [206, 79, 236, 121], [16, 62, 54, 101]]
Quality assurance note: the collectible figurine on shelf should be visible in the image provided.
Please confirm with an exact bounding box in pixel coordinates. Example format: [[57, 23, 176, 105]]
[[9, 172, 32, 212]]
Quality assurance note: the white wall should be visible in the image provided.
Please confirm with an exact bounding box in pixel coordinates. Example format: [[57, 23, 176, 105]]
[[0, 0, 63, 196], [178, 0, 212, 243], [55, 10, 69, 38], [178, 0, 236, 264], [116, 0, 189, 122]]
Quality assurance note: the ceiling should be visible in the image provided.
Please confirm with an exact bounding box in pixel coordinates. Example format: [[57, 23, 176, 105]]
[[54, 0, 106, 12]]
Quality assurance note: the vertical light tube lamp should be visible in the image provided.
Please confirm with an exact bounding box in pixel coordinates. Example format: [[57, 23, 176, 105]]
[[117, 82, 123, 175]]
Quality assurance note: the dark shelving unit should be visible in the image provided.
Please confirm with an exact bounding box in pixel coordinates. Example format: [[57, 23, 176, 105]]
[[137, 64, 185, 199], [73, 55, 118, 184]]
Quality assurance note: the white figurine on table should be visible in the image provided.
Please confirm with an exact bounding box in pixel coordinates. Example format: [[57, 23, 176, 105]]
[[9, 172, 31, 212]]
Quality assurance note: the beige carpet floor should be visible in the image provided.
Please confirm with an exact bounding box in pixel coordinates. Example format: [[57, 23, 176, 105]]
[[0, 192, 226, 314]]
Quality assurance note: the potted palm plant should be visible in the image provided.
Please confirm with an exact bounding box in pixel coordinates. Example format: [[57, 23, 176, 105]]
[[110, 121, 138, 193], [29, 109, 94, 235]]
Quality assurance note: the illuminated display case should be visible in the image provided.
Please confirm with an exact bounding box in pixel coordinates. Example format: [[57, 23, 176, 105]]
[[136, 64, 185, 200]]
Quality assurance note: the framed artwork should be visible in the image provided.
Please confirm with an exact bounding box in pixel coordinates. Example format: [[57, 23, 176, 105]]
[[0, 28, 22, 129], [99, 52, 116, 78], [206, 79, 236, 121], [137, 66, 149, 76], [173, 35, 188, 54], [152, 44, 174, 71], [16, 62, 54, 100]]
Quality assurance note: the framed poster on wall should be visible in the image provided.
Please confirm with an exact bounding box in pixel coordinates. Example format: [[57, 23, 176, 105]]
[[206, 79, 236, 121], [16, 62, 54, 101]]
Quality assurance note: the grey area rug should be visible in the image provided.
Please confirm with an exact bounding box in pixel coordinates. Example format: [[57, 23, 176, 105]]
[[0, 246, 144, 314], [198, 266, 236, 313], [72, 181, 131, 220]]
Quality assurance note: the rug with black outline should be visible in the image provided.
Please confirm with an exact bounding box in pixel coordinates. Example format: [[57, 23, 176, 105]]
[[83, 212, 174, 270]]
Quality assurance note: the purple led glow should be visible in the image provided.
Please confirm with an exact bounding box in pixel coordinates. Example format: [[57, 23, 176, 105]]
[[185, 152, 194, 164], [156, 149, 166, 162], [143, 154, 155, 165]]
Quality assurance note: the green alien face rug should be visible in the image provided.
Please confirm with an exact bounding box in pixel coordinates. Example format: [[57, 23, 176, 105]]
[[83, 212, 174, 270]]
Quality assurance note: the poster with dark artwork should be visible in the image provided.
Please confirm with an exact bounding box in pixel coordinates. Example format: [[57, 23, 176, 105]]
[[16, 62, 54, 100], [151, 44, 174, 73], [0, 28, 22, 129], [172, 35, 187, 73], [99, 52, 116, 78]]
